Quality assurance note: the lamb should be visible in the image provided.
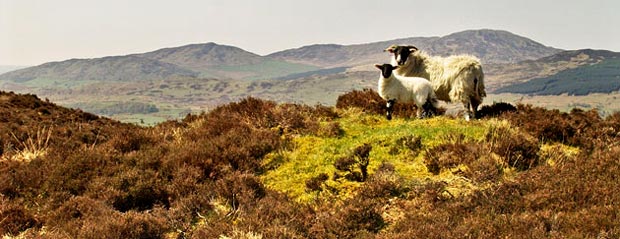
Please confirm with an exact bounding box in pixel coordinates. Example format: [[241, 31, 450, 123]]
[[385, 45, 486, 120], [375, 63, 438, 120]]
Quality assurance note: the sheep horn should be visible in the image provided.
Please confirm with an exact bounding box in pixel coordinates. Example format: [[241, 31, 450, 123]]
[[384, 44, 398, 53]]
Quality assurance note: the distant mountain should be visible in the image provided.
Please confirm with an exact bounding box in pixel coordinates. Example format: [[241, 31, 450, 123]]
[[5, 29, 616, 122], [270, 29, 561, 67], [267, 37, 439, 67], [0, 43, 318, 82], [430, 30, 562, 63], [485, 49, 620, 91], [138, 43, 264, 71], [0, 29, 561, 83], [0, 56, 199, 82], [494, 50, 620, 95]]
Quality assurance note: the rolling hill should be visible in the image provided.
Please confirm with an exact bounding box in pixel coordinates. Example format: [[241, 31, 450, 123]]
[[0, 43, 319, 82], [2, 29, 619, 122], [485, 49, 620, 91], [427, 29, 561, 63], [0, 29, 560, 84], [495, 57, 620, 95], [269, 29, 561, 68], [0, 56, 200, 82]]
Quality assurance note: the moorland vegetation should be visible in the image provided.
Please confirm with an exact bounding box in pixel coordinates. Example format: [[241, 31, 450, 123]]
[[1, 89, 619, 238]]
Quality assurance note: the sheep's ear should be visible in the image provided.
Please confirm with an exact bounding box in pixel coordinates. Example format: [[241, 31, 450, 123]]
[[407, 45, 419, 52], [393, 65, 399, 70], [374, 64, 383, 69]]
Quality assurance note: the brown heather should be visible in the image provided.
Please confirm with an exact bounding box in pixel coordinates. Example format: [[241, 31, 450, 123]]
[[1, 90, 619, 238]]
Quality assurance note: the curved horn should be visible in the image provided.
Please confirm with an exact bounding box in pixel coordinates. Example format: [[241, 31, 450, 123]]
[[384, 44, 398, 53]]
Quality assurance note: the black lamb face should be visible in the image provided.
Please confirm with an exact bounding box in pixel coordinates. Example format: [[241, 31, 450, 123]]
[[375, 64, 398, 78]]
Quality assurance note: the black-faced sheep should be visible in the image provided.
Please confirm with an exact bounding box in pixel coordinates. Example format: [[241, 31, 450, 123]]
[[385, 45, 486, 120], [375, 63, 438, 120]]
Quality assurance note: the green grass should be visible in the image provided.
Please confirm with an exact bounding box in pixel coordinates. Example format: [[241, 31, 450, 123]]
[[261, 109, 489, 203]]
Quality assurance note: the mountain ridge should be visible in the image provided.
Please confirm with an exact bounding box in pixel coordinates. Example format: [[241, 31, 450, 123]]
[[0, 29, 562, 82]]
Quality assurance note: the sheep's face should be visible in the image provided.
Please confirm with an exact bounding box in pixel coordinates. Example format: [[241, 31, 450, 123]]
[[375, 64, 398, 79], [387, 45, 418, 66]]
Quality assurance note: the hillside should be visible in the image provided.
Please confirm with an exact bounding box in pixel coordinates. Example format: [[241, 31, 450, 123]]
[[428, 29, 561, 63], [0, 43, 319, 82], [0, 29, 559, 84], [495, 57, 620, 95], [1, 90, 619, 238], [267, 37, 439, 67], [0, 56, 200, 82], [484, 49, 620, 91], [269, 29, 561, 67]]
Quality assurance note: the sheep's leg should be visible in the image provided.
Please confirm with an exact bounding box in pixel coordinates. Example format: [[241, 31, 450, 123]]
[[416, 107, 424, 119], [470, 96, 481, 119], [463, 102, 473, 121], [421, 100, 435, 118], [386, 99, 396, 120]]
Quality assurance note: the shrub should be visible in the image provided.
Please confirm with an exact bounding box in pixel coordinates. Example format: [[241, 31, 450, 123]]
[[336, 88, 385, 115], [424, 135, 483, 175], [0, 197, 38, 236], [319, 122, 344, 138], [486, 122, 540, 170], [463, 155, 504, 183], [305, 173, 329, 192], [390, 135, 422, 155], [476, 102, 517, 118], [214, 172, 266, 214], [78, 210, 168, 239], [334, 143, 372, 182]]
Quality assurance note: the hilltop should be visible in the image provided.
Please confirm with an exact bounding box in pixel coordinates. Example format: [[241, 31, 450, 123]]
[[0, 29, 559, 83], [0, 43, 318, 82], [1, 90, 619, 238]]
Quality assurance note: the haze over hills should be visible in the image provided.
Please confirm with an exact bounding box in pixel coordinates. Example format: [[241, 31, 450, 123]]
[[494, 51, 620, 95], [270, 29, 562, 68], [1, 29, 619, 123], [426, 29, 562, 63], [0, 43, 320, 82], [266, 37, 440, 68], [0, 29, 561, 83], [0, 65, 28, 75], [486, 49, 620, 91]]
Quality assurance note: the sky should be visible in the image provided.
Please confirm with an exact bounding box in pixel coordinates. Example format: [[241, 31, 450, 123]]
[[1, 0, 619, 66]]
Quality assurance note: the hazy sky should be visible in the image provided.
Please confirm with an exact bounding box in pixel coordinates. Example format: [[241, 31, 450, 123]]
[[1, 0, 619, 66]]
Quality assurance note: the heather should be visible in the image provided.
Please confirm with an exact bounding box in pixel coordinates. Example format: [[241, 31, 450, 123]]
[[1, 90, 619, 238]]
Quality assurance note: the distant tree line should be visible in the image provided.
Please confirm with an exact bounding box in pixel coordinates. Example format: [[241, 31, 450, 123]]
[[71, 101, 159, 115]]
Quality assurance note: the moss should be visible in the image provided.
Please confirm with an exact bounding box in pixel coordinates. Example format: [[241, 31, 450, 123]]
[[261, 109, 489, 203]]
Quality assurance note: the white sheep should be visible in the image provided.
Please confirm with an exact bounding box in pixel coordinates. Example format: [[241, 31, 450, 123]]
[[385, 45, 486, 120], [375, 63, 439, 120]]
